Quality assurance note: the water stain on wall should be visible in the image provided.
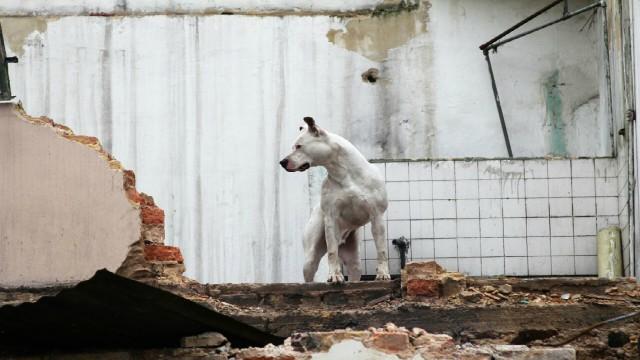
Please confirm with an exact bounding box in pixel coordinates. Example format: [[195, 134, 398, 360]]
[[0, 18, 52, 56], [543, 70, 568, 157], [326, 1, 429, 62]]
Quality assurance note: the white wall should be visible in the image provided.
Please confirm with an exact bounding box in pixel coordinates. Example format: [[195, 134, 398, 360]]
[[0, 0, 610, 282]]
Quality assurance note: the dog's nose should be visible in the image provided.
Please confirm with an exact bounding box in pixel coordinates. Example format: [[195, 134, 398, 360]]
[[279, 159, 288, 169]]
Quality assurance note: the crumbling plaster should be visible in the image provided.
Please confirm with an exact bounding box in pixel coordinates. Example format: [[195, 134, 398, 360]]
[[0, 0, 611, 282]]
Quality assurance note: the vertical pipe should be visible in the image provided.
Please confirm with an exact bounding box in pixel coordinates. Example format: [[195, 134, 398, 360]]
[[484, 51, 513, 158], [602, 2, 616, 157]]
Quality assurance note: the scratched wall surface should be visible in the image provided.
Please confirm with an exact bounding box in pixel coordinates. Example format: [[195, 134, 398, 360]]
[[1, 0, 611, 282]]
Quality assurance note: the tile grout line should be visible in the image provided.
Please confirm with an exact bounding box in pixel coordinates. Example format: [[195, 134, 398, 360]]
[[476, 161, 482, 276], [544, 160, 554, 275], [453, 162, 459, 272], [521, 160, 530, 276], [430, 162, 436, 263]]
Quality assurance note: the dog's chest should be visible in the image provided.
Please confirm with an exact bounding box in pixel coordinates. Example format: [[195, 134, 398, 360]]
[[323, 186, 373, 225]]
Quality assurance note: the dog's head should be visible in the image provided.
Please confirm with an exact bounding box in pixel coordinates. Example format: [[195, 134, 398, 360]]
[[279, 117, 331, 172]]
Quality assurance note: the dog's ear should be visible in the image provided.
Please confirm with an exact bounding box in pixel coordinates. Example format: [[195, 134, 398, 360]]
[[304, 116, 324, 136]]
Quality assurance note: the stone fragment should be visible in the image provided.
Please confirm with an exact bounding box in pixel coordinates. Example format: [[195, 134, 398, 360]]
[[481, 285, 496, 293], [442, 273, 466, 297], [404, 261, 444, 276], [560, 293, 571, 300], [367, 331, 411, 353], [460, 290, 481, 302], [498, 284, 512, 294], [180, 332, 227, 348]]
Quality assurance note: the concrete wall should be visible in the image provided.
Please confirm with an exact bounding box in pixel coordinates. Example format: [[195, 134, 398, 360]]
[[605, 0, 635, 276], [0, 0, 611, 282], [0, 103, 141, 287]]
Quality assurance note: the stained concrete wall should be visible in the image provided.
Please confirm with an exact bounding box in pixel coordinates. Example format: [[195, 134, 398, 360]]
[[0, 0, 611, 282], [604, 0, 636, 276], [0, 103, 141, 287]]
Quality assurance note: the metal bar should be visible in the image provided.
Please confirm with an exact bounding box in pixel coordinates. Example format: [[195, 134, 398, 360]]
[[479, 0, 564, 51], [484, 51, 513, 158], [0, 22, 15, 101], [487, 1, 603, 51]]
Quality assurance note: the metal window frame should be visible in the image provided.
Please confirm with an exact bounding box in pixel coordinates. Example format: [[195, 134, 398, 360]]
[[479, 0, 605, 158]]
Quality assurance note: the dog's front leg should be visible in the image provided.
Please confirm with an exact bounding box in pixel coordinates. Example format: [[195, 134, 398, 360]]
[[324, 216, 345, 283], [372, 214, 391, 280]]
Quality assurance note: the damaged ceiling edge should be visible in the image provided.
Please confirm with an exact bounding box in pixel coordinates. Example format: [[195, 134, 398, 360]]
[[0, 0, 420, 18]]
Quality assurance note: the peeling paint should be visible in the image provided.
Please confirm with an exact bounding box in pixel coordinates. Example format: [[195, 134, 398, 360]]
[[0, 17, 51, 56], [543, 70, 567, 157], [326, 1, 428, 62]]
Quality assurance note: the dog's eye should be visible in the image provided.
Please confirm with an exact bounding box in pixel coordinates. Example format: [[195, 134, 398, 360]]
[[299, 126, 303, 131], [295, 145, 302, 149]]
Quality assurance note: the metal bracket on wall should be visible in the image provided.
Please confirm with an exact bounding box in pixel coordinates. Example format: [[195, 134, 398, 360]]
[[0, 23, 18, 101], [479, 0, 604, 158]]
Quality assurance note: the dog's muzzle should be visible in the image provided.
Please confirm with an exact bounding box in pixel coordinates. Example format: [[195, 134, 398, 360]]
[[279, 159, 310, 172], [298, 163, 310, 171]]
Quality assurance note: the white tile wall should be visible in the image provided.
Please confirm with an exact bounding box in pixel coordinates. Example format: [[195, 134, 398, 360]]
[[361, 158, 621, 277]]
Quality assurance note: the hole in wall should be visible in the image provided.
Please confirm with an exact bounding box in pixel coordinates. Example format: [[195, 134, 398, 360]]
[[361, 68, 380, 84]]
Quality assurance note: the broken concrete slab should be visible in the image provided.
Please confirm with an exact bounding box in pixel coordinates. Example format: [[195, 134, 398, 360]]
[[0, 102, 188, 287]]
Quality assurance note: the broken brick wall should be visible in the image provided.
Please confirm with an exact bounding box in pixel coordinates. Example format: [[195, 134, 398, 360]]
[[0, 102, 182, 287]]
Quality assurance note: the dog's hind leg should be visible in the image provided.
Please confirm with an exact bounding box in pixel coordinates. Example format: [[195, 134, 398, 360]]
[[303, 206, 327, 282], [339, 229, 362, 282]]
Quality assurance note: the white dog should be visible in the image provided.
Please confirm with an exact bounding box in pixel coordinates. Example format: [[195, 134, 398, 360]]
[[280, 117, 390, 283]]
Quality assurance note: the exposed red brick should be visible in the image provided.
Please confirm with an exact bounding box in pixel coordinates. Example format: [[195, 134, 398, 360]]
[[368, 331, 410, 353], [141, 206, 164, 225], [406, 278, 440, 297], [126, 188, 143, 204], [145, 244, 184, 263], [140, 193, 156, 206], [123, 170, 136, 189]]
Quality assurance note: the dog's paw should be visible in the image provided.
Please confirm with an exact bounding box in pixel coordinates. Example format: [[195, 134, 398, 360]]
[[327, 273, 345, 283], [375, 273, 391, 281]]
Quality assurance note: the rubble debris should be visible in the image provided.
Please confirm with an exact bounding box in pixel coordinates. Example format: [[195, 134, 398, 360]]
[[561, 293, 571, 300], [549, 311, 640, 347], [230, 323, 576, 360]]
